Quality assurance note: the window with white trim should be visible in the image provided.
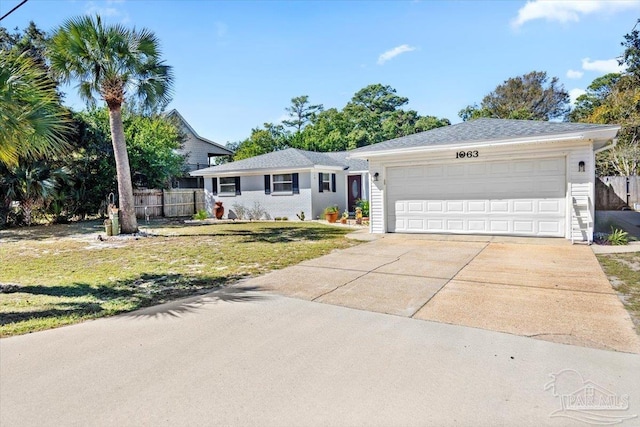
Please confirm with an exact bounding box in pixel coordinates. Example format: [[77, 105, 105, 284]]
[[321, 173, 331, 192], [219, 177, 237, 195], [273, 174, 293, 193]]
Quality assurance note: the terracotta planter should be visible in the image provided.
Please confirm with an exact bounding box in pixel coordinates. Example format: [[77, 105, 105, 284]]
[[214, 201, 224, 219], [340, 218, 347, 224], [325, 212, 338, 223]]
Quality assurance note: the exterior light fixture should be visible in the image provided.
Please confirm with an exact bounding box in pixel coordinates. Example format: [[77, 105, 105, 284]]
[[578, 161, 585, 172], [373, 172, 379, 182]]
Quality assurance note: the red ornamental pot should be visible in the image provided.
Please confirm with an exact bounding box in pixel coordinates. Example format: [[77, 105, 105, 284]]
[[214, 201, 224, 219]]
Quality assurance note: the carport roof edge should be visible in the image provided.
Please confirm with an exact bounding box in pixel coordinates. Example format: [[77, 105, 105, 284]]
[[348, 118, 620, 158]]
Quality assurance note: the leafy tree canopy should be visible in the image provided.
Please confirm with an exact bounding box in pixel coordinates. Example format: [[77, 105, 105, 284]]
[[282, 95, 323, 133], [459, 71, 570, 122], [230, 84, 450, 160], [568, 21, 640, 176]]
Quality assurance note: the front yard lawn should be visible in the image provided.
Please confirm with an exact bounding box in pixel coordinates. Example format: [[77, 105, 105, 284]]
[[597, 252, 640, 333], [0, 220, 359, 336]]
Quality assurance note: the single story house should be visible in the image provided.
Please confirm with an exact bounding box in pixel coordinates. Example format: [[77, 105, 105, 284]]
[[190, 148, 369, 220], [167, 109, 233, 188], [349, 118, 620, 242]]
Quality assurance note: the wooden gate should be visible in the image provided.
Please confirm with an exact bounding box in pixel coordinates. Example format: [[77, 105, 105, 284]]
[[595, 176, 640, 210]]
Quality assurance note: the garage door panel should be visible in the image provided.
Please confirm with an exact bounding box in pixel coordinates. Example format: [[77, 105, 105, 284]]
[[427, 201, 443, 212], [468, 201, 487, 212], [513, 200, 534, 213], [387, 158, 566, 237], [514, 221, 534, 233], [468, 220, 486, 231]]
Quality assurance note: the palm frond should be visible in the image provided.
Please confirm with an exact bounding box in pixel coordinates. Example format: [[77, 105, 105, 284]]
[[0, 51, 72, 167]]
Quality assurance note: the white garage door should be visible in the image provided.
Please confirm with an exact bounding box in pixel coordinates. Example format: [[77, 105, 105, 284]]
[[386, 157, 566, 237]]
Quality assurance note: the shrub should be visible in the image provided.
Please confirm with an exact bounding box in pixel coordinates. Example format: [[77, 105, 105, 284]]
[[607, 228, 629, 246], [193, 209, 208, 220], [356, 199, 370, 217], [232, 203, 247, 220], [248, 201, 267, 220]]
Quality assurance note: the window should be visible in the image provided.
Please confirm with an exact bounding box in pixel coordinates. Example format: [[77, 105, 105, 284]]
[[267, 173, 299, 195], [273, 174, 293, 193], [321, 173, 331, 192], [318, 173, 335, 193], [219, 177, 240, 195]]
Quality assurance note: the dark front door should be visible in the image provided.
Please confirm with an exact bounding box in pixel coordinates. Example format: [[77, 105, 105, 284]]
[[347, 175, 362, 213]]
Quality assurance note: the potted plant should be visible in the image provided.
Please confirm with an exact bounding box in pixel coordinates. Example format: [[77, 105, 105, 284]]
[[340, 210, 349, 224], [356, 199, 369, 222], [324, 205, 339, 223]]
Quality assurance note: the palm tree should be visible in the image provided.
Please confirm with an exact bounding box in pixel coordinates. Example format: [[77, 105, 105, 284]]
[[48, 15, 173, 233], [0, 51, 71, 167]]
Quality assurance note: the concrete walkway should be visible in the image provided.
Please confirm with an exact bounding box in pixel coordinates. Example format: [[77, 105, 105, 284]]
[[242, 234, 640, 353], [1, 292, 639, 426]]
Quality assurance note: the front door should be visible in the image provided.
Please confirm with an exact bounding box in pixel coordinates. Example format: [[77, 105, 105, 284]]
[[347, 175, 362, 213]]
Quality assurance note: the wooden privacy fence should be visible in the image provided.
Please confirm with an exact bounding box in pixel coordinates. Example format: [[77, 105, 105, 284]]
[[595, 176, 639, 210], [134, 189, 205, 218]]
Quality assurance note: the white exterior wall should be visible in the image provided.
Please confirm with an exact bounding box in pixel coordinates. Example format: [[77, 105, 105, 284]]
[[567, 145, 595, 241], [204, 172, 312, 220], [310, 170, 348, 219], [369, 162, 385, 234], [367, 140, 596, 240]]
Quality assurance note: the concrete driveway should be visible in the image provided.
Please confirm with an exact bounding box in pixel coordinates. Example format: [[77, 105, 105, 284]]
[[242, 234, 640, 353], [2, 290, 640, 426]]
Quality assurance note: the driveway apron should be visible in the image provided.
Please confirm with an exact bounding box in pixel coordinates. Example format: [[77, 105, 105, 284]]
[[240, 235, 640, 353]]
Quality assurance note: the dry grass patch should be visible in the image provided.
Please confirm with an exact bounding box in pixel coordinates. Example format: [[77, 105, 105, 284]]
[[597, 252, 640, 333], [0, 220, 359, 336]]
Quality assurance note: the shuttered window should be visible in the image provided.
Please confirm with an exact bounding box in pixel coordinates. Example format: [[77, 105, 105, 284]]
[[273, 174, 293, 193], [219, 177, 240, 195], [319, 173, 331, 192]]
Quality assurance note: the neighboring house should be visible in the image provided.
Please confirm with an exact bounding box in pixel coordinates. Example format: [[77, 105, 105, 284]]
[[349, 118, 620, 242], [167, 109, 233, 188], [190, 148, 368, 220]]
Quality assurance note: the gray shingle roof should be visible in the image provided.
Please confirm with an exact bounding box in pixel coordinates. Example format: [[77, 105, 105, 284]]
[[351, 118, 619, 154], [191, 148, 367, 176]]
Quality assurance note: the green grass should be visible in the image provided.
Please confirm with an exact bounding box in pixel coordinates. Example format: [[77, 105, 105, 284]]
[[597, 252, 640, 333], [0, 220, 359, 336]]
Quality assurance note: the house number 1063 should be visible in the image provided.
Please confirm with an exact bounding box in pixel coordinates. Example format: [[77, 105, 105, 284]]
[[456, 150, 479, 159]]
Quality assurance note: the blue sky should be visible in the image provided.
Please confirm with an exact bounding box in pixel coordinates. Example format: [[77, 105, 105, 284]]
[[2, 0, 639, 146]]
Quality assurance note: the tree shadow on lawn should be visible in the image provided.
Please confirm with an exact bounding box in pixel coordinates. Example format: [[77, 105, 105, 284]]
[[156, 225, 348, 244], [0, 220, 104, 243], [1, 274, 265, 329]]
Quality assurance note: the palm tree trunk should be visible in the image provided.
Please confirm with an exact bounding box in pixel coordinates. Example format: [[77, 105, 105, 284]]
[[108, 106, 138, 234]]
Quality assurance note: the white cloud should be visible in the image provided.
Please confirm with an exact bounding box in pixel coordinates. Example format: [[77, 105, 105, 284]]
[[85, 1, 130, 23], [566, 69, 584, 79], [511, 0, 640, 28], [377, 44, 417, 65], [581, 57, 625, 74], [215, 22, 228, 38], [569, 88, 586, 105]]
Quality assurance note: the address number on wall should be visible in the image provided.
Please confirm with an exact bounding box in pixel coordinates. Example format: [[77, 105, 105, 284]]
[[456, 150, 479, 159]]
